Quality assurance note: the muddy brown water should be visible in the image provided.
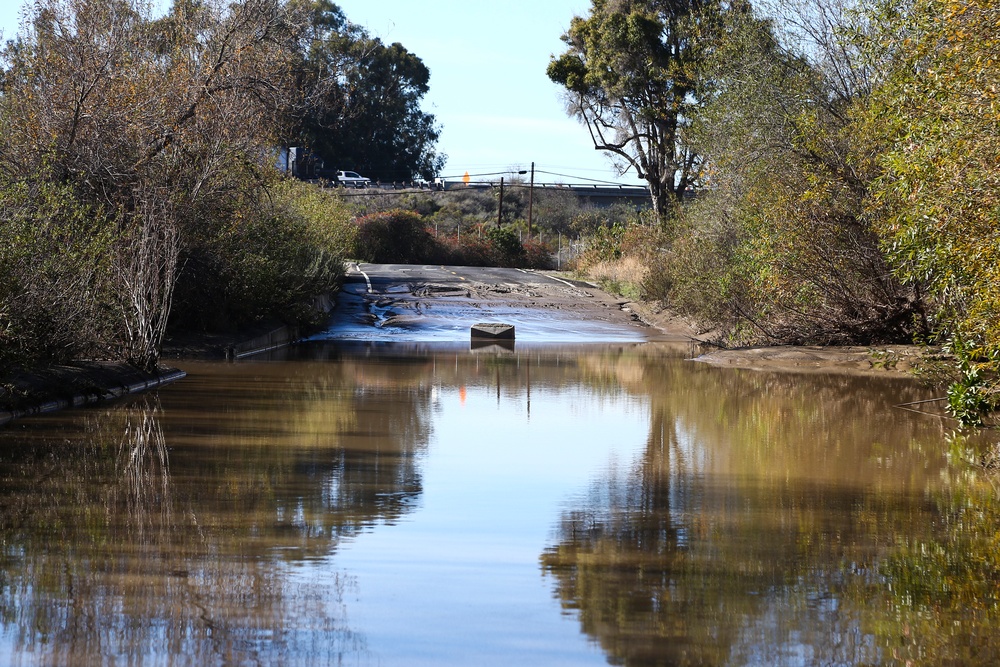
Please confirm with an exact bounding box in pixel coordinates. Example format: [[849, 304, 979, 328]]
[[0, 340, 996, 666]]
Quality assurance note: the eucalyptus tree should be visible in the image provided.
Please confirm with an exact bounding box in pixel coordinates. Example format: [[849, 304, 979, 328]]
[[289, 0, 444, 182], [547, 0, 730, 215]]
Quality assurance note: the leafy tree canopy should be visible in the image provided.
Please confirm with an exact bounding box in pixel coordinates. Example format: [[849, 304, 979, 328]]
[[863, 0, 1000, 355], [547, 0, 730, 214], [289, 0, 444, 182]]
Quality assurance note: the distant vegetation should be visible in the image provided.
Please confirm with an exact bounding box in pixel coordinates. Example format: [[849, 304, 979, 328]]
[[290, 0, 445, 182], [342, 182, 644, 271]]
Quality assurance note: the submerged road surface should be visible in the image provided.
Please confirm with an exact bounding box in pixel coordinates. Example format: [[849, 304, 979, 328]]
[[314, 264, 668, 344]]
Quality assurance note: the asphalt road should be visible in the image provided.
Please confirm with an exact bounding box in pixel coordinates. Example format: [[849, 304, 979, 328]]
[[313, 263, 654, 344]]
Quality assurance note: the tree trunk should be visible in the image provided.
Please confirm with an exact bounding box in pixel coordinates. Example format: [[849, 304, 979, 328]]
[[116, 200, 180, 372]]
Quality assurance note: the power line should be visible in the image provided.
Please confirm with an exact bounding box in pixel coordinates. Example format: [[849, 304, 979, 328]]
[[534, 169, 640, 186], [434, 166, 639, 187], [323, 181, 649, 198], [435, 170, 521, 180]]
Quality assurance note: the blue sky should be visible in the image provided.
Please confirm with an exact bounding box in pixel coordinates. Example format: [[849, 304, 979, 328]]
[[335, 1, 632, 185], [0, 0, 634, 185]]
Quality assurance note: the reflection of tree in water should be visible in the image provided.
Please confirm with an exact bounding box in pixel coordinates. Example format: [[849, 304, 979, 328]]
[[0, 352, 444, 664], [861, 471, 1000, 666], [159, 356, 433, 555], [3, 344, 990, 665], [542, 401, 743, 667], [112, 394, 173, 541], [542, 352, 956, 666], [0, 396, 362, 664]]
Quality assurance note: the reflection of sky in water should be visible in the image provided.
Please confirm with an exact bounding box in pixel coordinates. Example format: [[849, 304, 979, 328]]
[[314, 321, 647, 343], [329, 384, 650, 666], [0, 342, 956, 665], [313, 314, 648, 343]]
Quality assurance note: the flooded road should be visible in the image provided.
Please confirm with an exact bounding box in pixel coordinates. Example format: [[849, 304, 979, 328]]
[[1, 338, 997, 665], [317, 264, 665, 343]]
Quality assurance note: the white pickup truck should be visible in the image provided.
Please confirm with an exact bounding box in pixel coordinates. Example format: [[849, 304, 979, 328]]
[[336, 170, 371, 188]]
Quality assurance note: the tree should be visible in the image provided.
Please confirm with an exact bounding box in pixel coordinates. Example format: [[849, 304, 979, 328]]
[[547, 0, 726, 215], [0, 0, 310, 369], [289, 0, 444, 182], [650, 0, 927, 346], [0, 182, 115, 369], [861, 0, 1000, 397]]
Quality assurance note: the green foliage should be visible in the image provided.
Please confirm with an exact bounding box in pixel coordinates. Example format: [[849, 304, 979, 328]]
[[548, 0, 725, 214], [0, 0, 324, 367], [0, 181, 116, 369], [644, 1, 926, 346], [340, 184, 591, 271], [272, 178, 356, 261], [650, 198, 739, 328], [394, 192, 442, 217], [0, 0, 429, 368], [172, 179, 351, 331], [291, 0, 444, 181], [862, 0, 1000, 396], [569, 201, 643, 237], [424, 188, 503, 231], [485, 227, 526, 267], [570, 220, 666, 302], [942, 336, 997, 428], [947, 373, 989, 429], [582, 223, 629, 263], [353, 209, 442, 264]]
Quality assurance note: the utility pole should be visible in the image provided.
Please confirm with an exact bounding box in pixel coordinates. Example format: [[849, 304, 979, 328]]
[[497, 176, 504, 229], [527, 162, 535, 238]]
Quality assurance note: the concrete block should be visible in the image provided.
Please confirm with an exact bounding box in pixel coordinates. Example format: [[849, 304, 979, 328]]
[[471, 323, 515, 340]]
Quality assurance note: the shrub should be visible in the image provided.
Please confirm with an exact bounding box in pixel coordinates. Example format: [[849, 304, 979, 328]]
[[0, 181, 116, 368], [273, 179, 357, 262], [438, 225, 491, 266], [171, 179, 353, 332], [579, 222, 636, 265], [353, 209, 444, 264], [523, 238, 554, 270], [485, 227, 526, 267]]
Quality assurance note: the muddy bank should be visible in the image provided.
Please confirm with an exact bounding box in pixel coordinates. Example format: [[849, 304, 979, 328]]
[[0, 313, 319, 426], [607, 288, 936, 379], [689, 343, 931, 375], [0, 312, 320, 426]]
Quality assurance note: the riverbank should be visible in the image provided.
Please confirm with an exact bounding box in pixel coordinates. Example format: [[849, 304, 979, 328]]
[[618, 294, 937, 378], [0, 362, 187, 427], [0, 296, 331, 426], [0, 273, 937, 427]]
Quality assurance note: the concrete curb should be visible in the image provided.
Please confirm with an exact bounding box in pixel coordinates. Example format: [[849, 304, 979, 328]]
[[0, 367, 187, 427], [226, 325, 301, 360], [223, 295, 334, 359]]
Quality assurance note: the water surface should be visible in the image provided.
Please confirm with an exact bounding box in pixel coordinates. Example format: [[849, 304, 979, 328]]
[[0, 341, 996, 665]]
